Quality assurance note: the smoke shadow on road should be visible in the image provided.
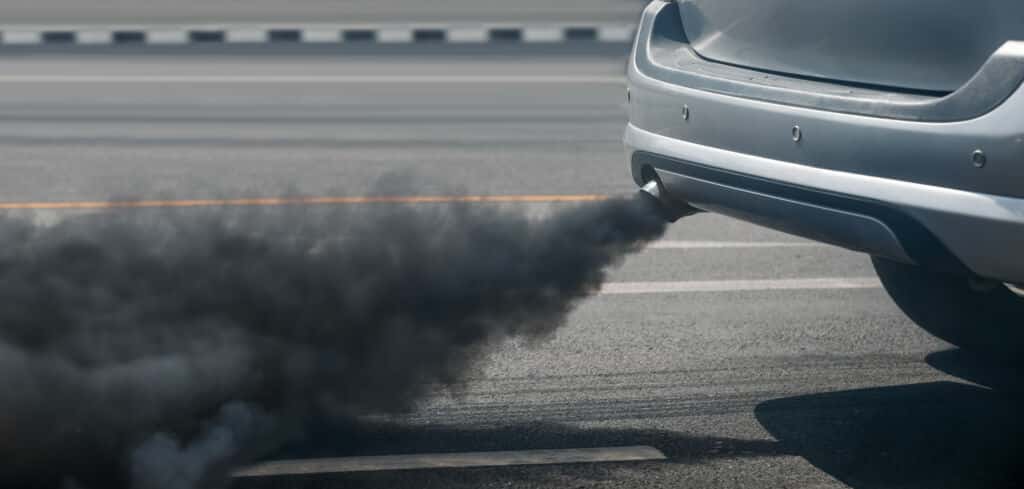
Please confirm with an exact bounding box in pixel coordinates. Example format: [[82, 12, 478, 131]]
[[231, 420, 792, 488], [755, 348, 1024, 489]]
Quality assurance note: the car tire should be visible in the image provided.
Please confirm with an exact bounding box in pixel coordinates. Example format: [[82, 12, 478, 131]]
[[872, 257, 1024, 357]]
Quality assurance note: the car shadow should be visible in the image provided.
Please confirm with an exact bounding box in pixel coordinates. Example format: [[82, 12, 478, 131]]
[[755, 349, 1024, 489], [925, 348, 1024, 396]]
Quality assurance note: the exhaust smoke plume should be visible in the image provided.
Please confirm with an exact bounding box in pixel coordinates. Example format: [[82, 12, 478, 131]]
[[0, 193, 668, 489]]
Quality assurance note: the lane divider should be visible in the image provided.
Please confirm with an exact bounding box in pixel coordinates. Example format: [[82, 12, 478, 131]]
[[600, 278, 882, 294], [233, 445, 666, 476], [0, 194, 610, 210], [0, 24, 635, 47], [648, 240, 822, 250]]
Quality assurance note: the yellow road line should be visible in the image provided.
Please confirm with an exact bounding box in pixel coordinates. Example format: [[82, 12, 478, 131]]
[[0, 194, 610, 210]]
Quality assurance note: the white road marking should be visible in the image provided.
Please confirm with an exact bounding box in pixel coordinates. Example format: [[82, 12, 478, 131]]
[[233, 446, 666, 477], [598, 25, 636, 42], [524, 26, 564, 43], [648, 240, 824, 250], [377, 27, 414, 43], [0, 75, 624, 84], [225, 29, 268, 43], [2, 31, 43, 44], [301, 29, 341, 43], [76, 30, 113, 45], [600, 277, 881, 295], [447, 26, 489, 43], [145, 29, 189, 45]]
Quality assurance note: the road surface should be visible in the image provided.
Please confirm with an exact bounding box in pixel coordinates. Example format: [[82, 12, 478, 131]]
[[0, 50, 1019, 489]]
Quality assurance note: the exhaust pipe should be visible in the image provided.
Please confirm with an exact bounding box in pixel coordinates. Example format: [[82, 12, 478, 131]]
[[1006, 283, 1024, 298], [638, 179, 700, 222]]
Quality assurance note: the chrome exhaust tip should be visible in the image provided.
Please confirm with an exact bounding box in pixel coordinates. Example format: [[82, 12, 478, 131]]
[[1005, 283, 1024, 298], [638, 179, 699, 222]]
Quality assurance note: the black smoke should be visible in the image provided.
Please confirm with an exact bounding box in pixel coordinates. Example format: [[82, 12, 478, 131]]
[[0, 192, 668, 489]]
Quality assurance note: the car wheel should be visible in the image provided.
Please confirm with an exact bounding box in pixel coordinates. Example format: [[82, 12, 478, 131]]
[[872, 257, 1024, 357]]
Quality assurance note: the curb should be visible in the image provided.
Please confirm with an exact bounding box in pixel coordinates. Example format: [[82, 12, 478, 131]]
[[0, 24, 636, 46]]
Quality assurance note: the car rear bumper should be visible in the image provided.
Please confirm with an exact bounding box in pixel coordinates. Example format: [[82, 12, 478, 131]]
[[627, 126, 1024, 283], [626, 1, 1024, 284]]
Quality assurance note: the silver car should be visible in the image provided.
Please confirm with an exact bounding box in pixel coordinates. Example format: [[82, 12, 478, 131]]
[[627, 0, 1024, 355]]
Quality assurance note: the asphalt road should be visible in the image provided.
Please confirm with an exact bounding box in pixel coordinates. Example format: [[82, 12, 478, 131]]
[[0, 0, 646, 25], [0, 51, 1020, 488]]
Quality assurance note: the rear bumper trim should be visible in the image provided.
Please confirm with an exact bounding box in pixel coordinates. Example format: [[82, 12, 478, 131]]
[[626, 123, 1024, 283]]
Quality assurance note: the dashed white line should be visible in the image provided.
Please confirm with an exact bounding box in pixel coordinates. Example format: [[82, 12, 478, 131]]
[[146, 29, 189, 44], [225, 29, 268, 43], [233, 446, 666, 477], [2, 31, 42, 44], [0, 24, 636, 47], [447, 27, 489, 43], [301, 29, 341, 43], [600, 277, 881, 295], [524, 26, 564, 43], [377, 27, 414, 43], [598, 25, 635, 42], [76, 30, 113, 45]]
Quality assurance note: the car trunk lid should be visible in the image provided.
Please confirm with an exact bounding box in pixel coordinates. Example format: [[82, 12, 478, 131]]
[[678, 0, 1024, 93]]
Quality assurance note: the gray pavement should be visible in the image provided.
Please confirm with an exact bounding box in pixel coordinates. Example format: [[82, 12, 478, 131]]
[[0, 53, 1019, 488], [0, 0, 647, 25]]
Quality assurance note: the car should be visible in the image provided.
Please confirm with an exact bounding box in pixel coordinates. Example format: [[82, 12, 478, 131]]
[[627, 0, 1024, 356]]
